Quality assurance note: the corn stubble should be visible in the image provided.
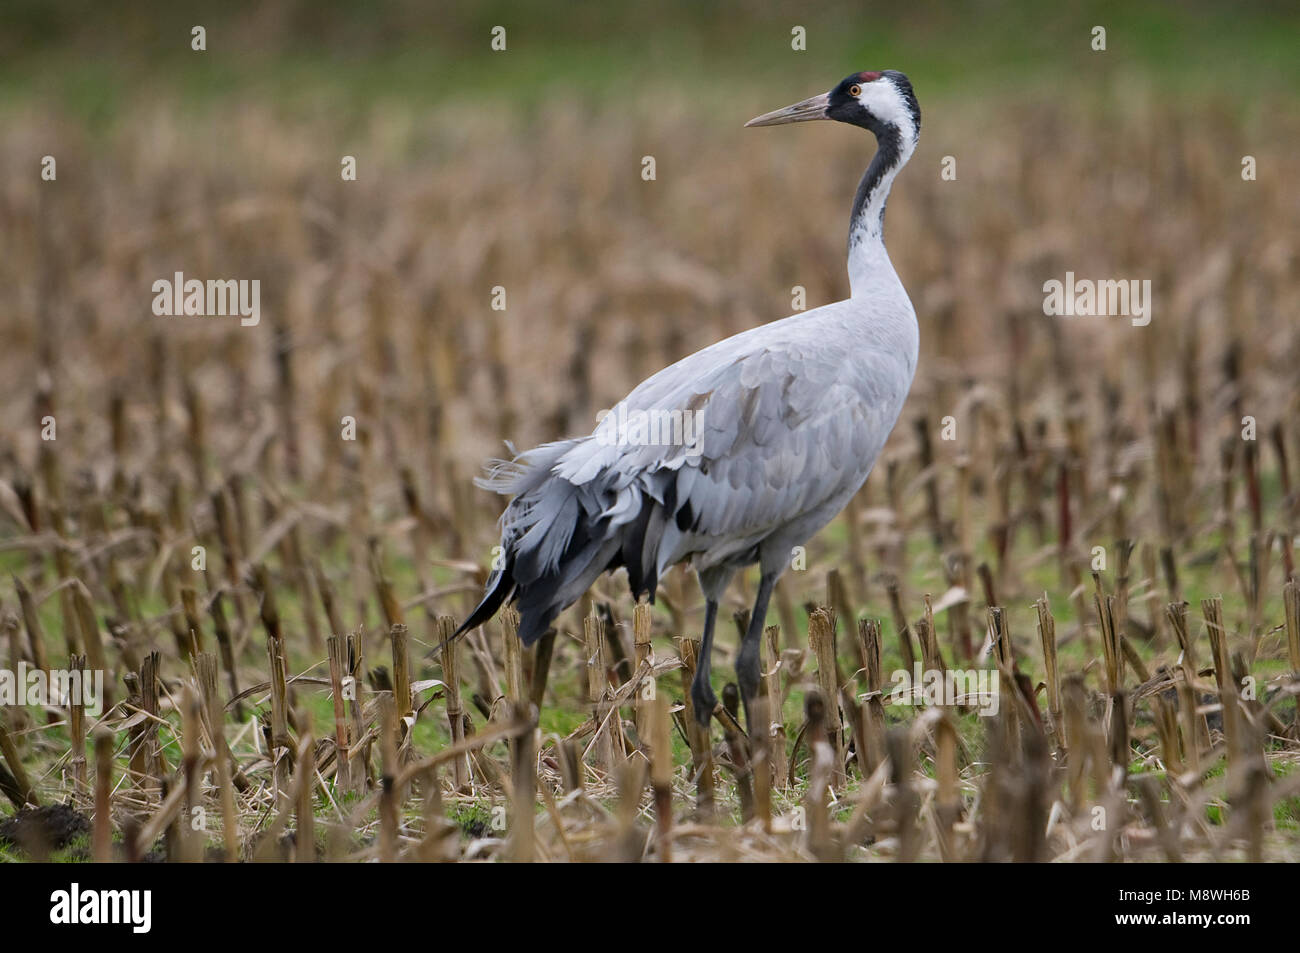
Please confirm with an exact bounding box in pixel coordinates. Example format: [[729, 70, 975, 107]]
[[0, 94, 1298, 861]]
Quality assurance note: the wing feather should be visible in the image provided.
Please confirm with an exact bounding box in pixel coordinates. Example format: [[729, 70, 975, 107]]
[[470, 298, 917, 640]]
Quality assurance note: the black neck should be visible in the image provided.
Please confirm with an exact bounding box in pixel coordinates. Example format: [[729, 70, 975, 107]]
[[849, 124, 906, 246]]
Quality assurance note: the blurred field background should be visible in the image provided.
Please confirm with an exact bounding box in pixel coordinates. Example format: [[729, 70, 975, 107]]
[[1, 0, 1299, 862]]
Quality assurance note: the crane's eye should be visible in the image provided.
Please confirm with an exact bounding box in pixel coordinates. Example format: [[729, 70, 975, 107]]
[[848, 84, 862, 97]]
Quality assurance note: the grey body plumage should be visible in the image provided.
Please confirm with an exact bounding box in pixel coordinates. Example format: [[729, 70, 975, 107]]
[[458, 70, 922, 728]]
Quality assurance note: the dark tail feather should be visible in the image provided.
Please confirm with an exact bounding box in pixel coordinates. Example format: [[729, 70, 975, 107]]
[[450, 486, 658, 651], [427, 568, 514, 661], [443, 546, 583, 653], [456, 567, 558, 649], [448, 559, 515, 644], [515, 602, 561, 647]]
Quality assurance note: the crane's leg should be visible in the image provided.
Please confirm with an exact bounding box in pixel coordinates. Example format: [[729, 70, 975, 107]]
[[690, 566, 734, 727], [736, 572, 777, 734], [689, 599, 720, 726]]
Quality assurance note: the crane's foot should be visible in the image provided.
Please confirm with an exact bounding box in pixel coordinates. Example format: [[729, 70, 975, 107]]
[[690, 672, 717, 727]]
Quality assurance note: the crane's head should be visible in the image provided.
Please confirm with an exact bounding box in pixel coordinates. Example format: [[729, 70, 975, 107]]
[[745, 70, 920, 148]]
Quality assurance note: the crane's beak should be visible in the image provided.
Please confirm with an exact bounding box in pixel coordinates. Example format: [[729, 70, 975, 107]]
[[744, 92, 831, 127]]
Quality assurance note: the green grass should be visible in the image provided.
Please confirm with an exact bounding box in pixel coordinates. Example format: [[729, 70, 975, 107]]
[[2, 0, 1298, 125]]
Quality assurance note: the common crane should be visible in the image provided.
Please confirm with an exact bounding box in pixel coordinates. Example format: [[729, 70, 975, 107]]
[[456, 70, 922, 730]]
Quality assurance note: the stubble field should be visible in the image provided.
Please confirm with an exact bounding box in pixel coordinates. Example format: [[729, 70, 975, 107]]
[[1, 72, 1299, 862]]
